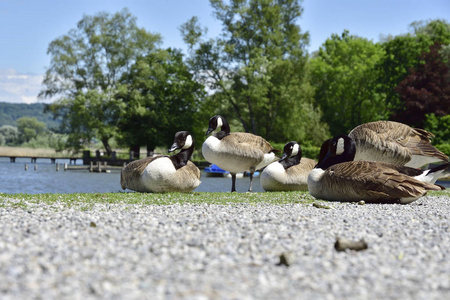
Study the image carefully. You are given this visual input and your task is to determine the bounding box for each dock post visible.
[34,164,37,171]
[56,163,60,171]
[64,163,68,171]
[25,164,28,171]
[97,162,102,172]
[90,161,94,172]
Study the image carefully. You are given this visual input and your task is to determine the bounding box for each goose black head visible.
[279,141,302,169]
[169,131,193,153]
[316,135,356,169]
[205,115,230,138]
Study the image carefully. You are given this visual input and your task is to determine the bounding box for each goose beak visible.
[205,127,214,136]
[279,153,288,162]
[169,142,179,153]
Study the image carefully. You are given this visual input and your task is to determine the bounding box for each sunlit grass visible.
[0,191,316,210]
[1,190,448,211]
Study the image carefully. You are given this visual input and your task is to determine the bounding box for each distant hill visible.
[0,102,61,130]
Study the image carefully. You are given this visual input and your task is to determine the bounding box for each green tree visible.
[116,48,205,156]
[310,30,386,136]
[39,9,162,155]
[377,19,450,114]
[424,113,450,145]
[0,125,19,145]
[392,42,450,128]
[16,117,46,143]
[181,0,329,145]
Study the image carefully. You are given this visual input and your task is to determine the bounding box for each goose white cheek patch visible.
[216,117,223,130]
[291,144,299,156]
[183,135,193,149]
[336,138,345,155]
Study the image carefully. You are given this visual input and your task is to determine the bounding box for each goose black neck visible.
[280,153,301,170]
[215,120,231,140]
[170,144,194,170]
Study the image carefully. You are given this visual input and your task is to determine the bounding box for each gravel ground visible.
[0,195,449,300]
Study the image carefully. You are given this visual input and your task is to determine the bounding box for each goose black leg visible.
[248,172,254,192]
[231,173,237,192]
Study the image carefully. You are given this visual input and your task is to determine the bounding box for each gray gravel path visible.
[0,195,449,299]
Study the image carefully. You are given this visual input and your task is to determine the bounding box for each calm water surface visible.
[0,157,264,194]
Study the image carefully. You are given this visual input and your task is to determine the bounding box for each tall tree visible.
[0,125,19,145]
[116,49,205,156]
[377,19,450,114]
[39,9,162,155]
[310,31,386,136]
[392,42,450,128]
[16,117,47,142]
[181,0,329,145]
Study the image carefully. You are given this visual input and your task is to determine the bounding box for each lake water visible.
[0,157,264,194]
[2,157,449,195]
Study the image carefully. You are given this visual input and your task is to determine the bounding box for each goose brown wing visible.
[185,161,201,179]
[349,121,412,163]
[325,161,441,201]
[400,127,448,161]
[286,157,317,177]
[350,121,448,162]
[228,132,277,153]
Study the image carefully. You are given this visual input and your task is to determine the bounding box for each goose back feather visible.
[348,121,448,167]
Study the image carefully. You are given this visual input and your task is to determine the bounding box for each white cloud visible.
[0,68,52,104]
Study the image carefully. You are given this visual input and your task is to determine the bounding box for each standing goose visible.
[121,131,201,193]
[202,115,279,192]
[261,141,316,191]
[308,135,449,204]
[348,121,448,168]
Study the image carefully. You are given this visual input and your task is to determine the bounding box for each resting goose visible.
[202,115,279,192]
[348,121,448,168]
[121,131,201,193]
[308,135,449,204]
[261,141,316,191]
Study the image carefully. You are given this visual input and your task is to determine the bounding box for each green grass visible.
[1,190,448,211]
[0,191,318,211]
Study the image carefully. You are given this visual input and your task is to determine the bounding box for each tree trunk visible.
[130,145,140,159]
[101,137,112,156]
[146,145,154,157]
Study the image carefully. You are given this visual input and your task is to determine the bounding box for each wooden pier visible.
[4,156,79,164]
[64,161,125,173]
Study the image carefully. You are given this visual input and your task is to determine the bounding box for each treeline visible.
[0,116,66,150]
[0,102,60,129]
[0,103,64,148]
[36,1,449,158]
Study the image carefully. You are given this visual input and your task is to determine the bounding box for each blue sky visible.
[1,0,449,104]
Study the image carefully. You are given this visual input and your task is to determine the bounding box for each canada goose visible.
[308,135,449,204]
[348,121,448,168]
[261,141,316,191]
[121,131,201,193]
[202,115,279,192]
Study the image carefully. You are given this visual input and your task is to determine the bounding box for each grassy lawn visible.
[0,191,318,210]
[1,190,449,211]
